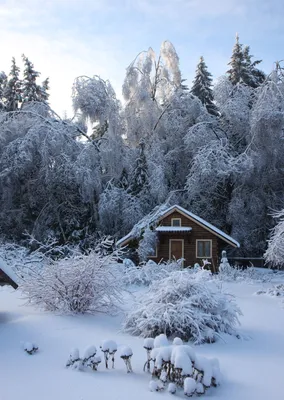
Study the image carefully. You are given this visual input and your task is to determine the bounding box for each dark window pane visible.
[172,219,181,226]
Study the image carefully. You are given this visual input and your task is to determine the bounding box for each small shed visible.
[117,204,239,272]
[0,259,18,289]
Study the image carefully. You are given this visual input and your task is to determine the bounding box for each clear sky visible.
[1,0,283,116]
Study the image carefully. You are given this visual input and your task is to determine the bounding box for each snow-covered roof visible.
[117,204,240,248]
[155,226,192,232]
[0,258,19,289]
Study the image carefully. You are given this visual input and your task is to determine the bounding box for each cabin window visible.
[196,240,212,258]
[171,218,181,227]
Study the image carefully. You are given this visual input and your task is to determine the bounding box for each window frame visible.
[196,239,212,258]
[171,218,181,227]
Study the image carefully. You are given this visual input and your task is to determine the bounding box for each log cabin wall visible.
[149,211,219,271]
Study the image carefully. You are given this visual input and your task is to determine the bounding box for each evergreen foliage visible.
[129,142,149,196]
[4,58,22,111]
[21,54,43,103]
[191,56,218,116]
[227,34,265,87]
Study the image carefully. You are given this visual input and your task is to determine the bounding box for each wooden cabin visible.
[117,205,239,272]
[0,259,18,289]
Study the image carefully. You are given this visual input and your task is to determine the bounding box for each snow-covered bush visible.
[265,209,284,269]
[256,284,284,298]
[21,242,124,314]
[147,335,221,396]
[122,259,183,286]
[66,348,83,370]
[218,251,274,283]
[120,346,133,373]
[123,270,242,343]
[24,342,38,355]
[82,346,101,371]
[100,340,117,369]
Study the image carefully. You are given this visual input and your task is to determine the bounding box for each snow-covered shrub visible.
[144,338,155,372]
[24,342,38,355]
[66,348,83,370]
[184,377,196,397]
[122,259,183,286]
[138,228,158,262]
[218,251,274,283]
[21,241,124,314]
[82,346,101,371]
[147,335,221,396]
[256,284,284,298]
[123,270,242,343]
[120,346,133,373]
[100,340,117,369]
[168,383,176,394]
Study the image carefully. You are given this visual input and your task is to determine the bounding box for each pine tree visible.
[4,58,22,111]
[191,56,218,116]
[129,142,149,196]
[21,55,42,103]
[227,35,265,88]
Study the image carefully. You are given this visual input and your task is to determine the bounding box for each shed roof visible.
[117,204,240,248]
[0,258,19,289]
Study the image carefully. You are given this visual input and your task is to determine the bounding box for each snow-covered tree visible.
[264,210,284,268]
[227,34,265,88]
[129,142,149,196]
[4,58,22,111]
[39,77,50,104]
[0,71,7,109]
[191,56,218,116]
[21,55,43,103]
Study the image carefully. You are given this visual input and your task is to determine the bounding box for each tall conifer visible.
[191,56,218,116]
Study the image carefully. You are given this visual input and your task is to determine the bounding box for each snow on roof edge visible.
[0,258,19,287]
[116,204,240,248]
[168,205,240,247]
[155,226,192,232]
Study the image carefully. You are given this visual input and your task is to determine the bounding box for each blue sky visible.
[1,0,283,116]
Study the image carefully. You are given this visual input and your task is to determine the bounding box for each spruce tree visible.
[227,35,265,88]
[129,142,149,196]
[39,77,50,104]
[21,55,42,103]
[243,46,266,88]
[227,34,247,85]
[4,58,22,111]
[191,56,218,116]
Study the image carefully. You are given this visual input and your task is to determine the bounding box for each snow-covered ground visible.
[1,279,284,400]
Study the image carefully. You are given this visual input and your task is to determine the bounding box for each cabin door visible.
[169,239,184,261]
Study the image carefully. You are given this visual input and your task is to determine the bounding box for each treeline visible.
[0,35,283,257]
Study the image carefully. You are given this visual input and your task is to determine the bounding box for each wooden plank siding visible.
[148,211,220,271]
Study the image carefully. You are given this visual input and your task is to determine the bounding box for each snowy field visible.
[1,278,284,400]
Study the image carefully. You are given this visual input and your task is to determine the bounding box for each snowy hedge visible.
[121,258,183,286]
[123,270,242,343]
[21,247,123,314]
[218,252,275,283]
